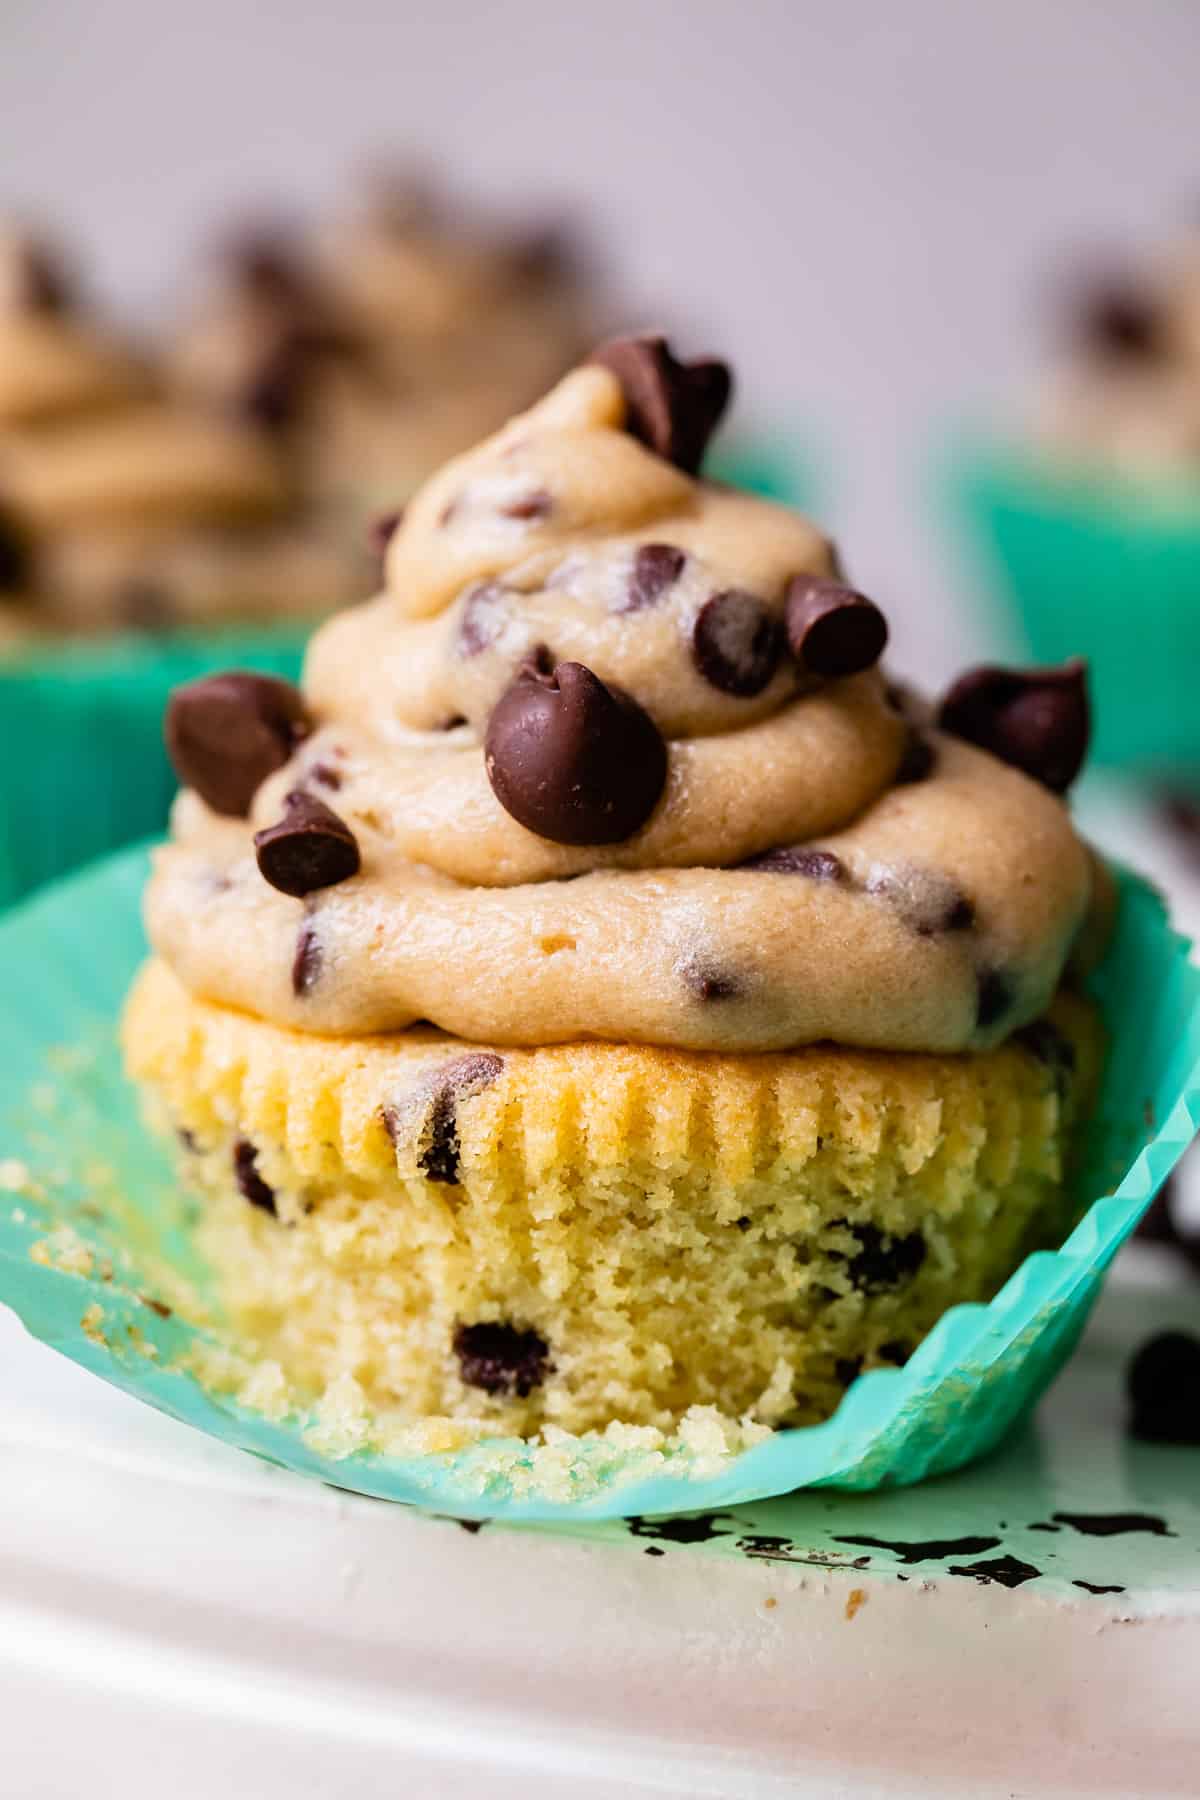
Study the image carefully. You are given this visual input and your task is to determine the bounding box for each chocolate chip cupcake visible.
[123,336,1108,1441]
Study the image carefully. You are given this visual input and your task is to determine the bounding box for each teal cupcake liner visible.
[947,443,1200,777]
[0,844,1195,1522]
[0,626,305,909]
[0,441,811,914]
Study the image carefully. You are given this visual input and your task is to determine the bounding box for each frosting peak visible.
[149,343,1101,1055]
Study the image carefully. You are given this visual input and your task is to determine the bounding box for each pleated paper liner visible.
[0,441,810,913]
[0,845,1194,1522]
[947,442,1200,778]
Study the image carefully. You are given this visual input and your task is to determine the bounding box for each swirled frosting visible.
[148,359,1101,1053]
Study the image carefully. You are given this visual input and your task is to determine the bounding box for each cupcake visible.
[951,232,1200,774]
[171,172,598,544]
[123,336,1108,1440]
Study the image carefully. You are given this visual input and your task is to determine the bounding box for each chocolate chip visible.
[894,731,936,785]
[588,334,732,474]
[1013,1018,1076,1096]
[831,1220,927,1293]
[784,575,888,678]
[233,1140,276,1215]
[457,580,507,656]
[453,1321,551,1397]
[938,660,1090,793]
[976,969,1014,1029]
[622,543,686,613]
[866,866,974,936]
[1127,1331,1200,1444]
[0,508,30,590]
[370,509,403,560]
[165,671,311,817]
[1074,278,1167,363]
[501,489,553,521]
[741,846,845,881]
[254,793,360,897]
[692,590,782,697]
[310,760,343,791]
[484,660,667,845]
[292,919,322,996]
[411,1052,505,1185]
[0,233,71,312]
[679,958,742,1002]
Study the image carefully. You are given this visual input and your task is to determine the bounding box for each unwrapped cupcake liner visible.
[947,444,1200,777]
[0,844,1194,1522]
[0,627,305,908]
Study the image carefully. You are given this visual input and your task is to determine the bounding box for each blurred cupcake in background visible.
[172,166,600,544]
[949,221,1200,779]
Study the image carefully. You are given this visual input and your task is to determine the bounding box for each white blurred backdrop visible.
[3,0,1198,678]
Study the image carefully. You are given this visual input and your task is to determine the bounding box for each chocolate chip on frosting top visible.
[150,336,1104,1054]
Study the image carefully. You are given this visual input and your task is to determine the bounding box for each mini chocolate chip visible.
[411,1052,505,1184]
[741,846,845,881]
[588,334,732,473]
[165,671,311,817]
[894,731,936,785]
[254,793,360,897]
[310,760,343,790]
[238,336,311,433]
[439,714,468,731]
[292,919,322,996]
[623,543,686,613]
[976,969,1014,1029]
[453,1321,551,1398]
[526,642,555,678]
[866,866,974,936]
[0,234,71,312]
[1075,279,1167,362]
[0,508,30,590]
[1013,1018,1076,1096]
[939,660,1090,793]
[831,1220,927,1293]
[370,509,403,560]
[457,580,507,655]
[177,1127,199,1153]
[501,489,553,521]
[1128,1331,1200,1444]
[692,590,782,696]
[678,955,742,1002]
[784,575,888,678]
[233,1140,276,1215]
[485,660,667,845]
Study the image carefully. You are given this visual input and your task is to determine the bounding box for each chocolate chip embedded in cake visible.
[692,590,782,696]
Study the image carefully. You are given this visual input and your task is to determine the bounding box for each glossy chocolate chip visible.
[589,334,732,474]
[1128,1331,1200,1444]
[233,1140,276,1215]
[165,671,311,817]
[938,659,1090,793]
[741,846,845,881]
[254,793,360,897]
[623,542,686,613]
[417,1053,504,1185]
[485,660,667,845]
[784,575,888,678]
[832,1220,927,1293]
[453,1321,551,1398]
[692,590,782,697]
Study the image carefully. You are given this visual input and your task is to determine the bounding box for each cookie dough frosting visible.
[150,337,1101,1055]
